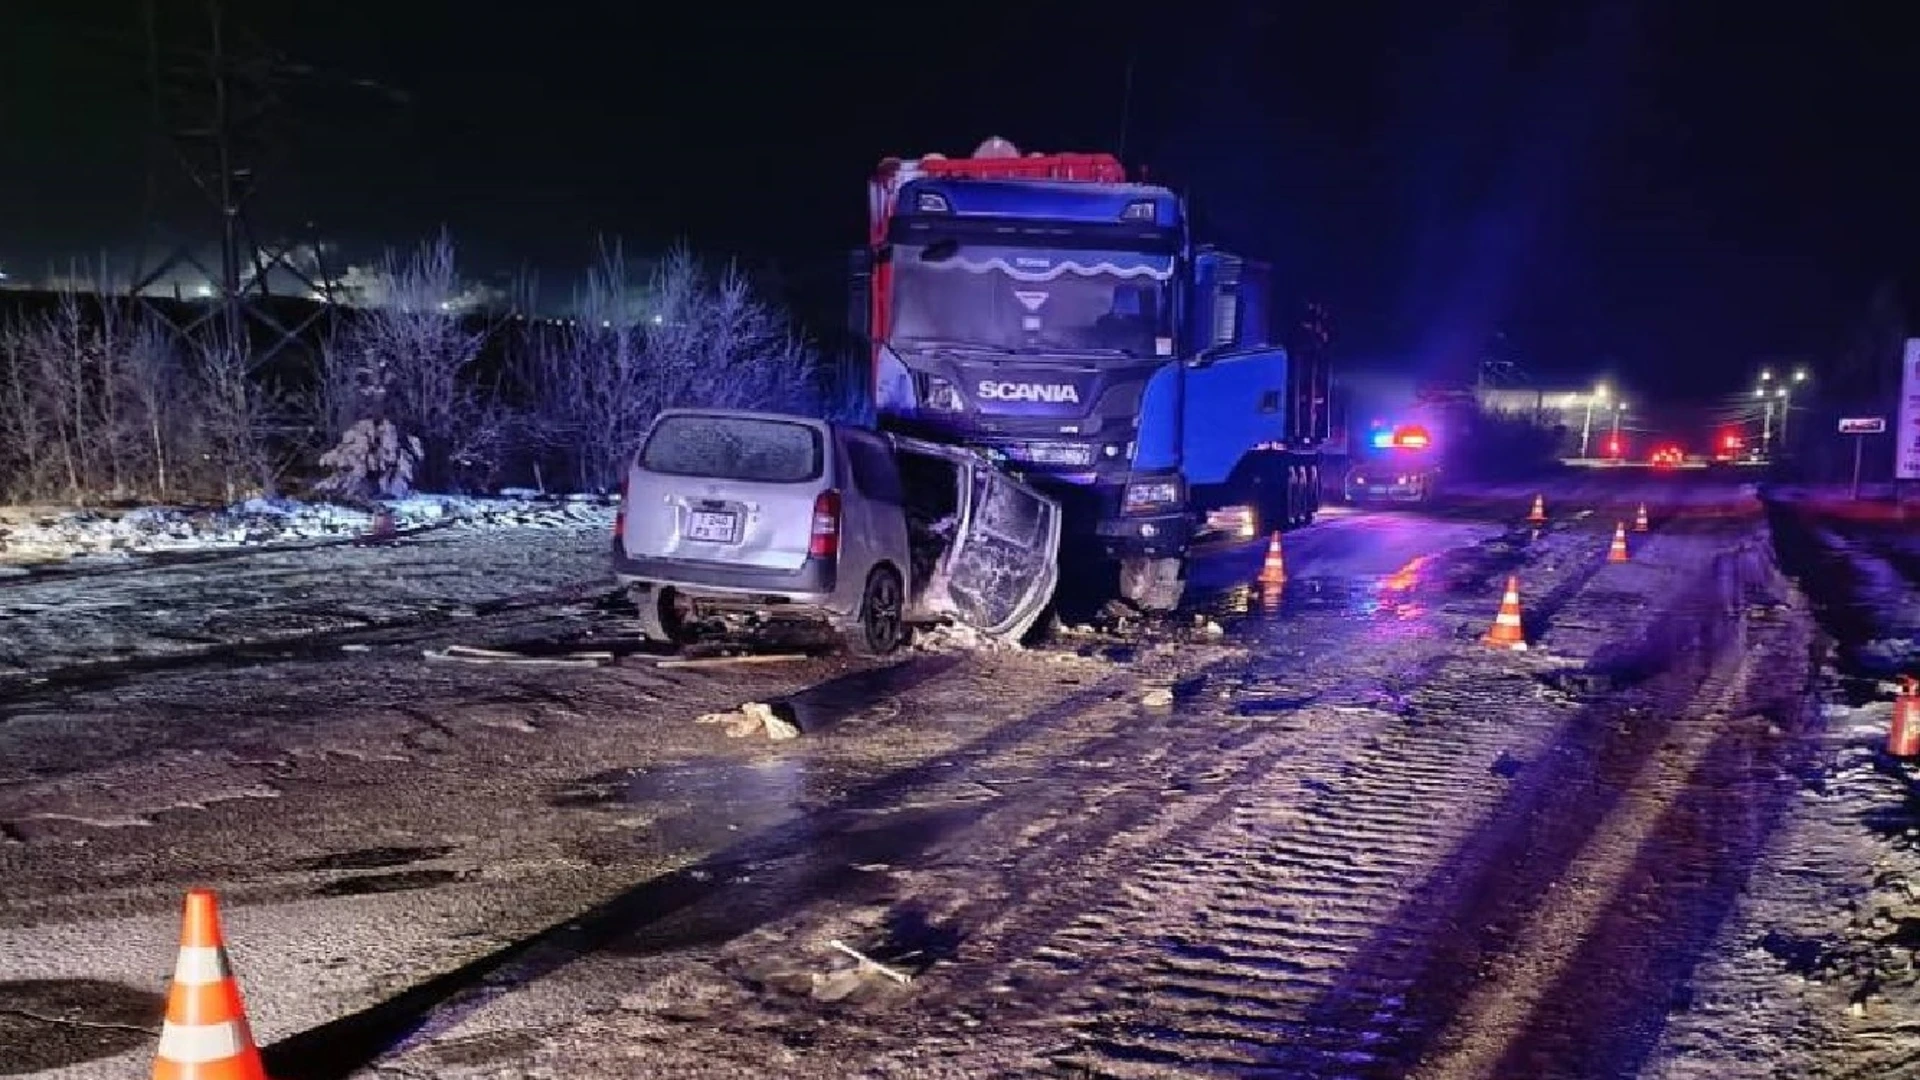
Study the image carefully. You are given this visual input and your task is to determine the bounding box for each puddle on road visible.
[554,756,811,813]
[551,756,821,858]
[1188,559,1443,627]
[295,844,456,872]
[313,868,471,897]
[0,978,161,1072]
[1182,524,1545,631]
[1235,694,1316,715]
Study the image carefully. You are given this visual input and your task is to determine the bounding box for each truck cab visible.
[851,139,1325,611]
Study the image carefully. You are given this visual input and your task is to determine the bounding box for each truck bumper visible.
[1095,513,1191,559]
[612,541,840,609]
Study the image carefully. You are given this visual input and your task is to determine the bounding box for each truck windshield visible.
[890,242,1174,360]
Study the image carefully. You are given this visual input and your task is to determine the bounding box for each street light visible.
[1581,384,1609,457]
[1756,387,1787,455]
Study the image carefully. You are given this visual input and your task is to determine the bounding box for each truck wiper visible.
[894,338,1019,356]
[1011,346,1133,358]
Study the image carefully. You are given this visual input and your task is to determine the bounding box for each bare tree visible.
[120,317,181,499]
[0,289,115,503]
[522,244,819,492]
[644,247,818,418]
[0,283,221,504]
[316,231,492,492]
[190,332,285,502]
[520,241,655,492]
[0,315,54,501]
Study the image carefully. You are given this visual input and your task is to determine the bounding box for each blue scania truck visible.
[850,137,1333,611]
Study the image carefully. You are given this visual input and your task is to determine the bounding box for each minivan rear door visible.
[623,412,829,572]
[925,447,1062,640]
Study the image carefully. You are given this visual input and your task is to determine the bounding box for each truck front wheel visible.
[1119,556,1186,613]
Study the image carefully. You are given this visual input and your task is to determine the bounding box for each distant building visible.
[1476,387,1601,427]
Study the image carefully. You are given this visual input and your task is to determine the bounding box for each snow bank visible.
[1764,483,1920,524]
[1442,475,1761,513]
[0,494,616,567]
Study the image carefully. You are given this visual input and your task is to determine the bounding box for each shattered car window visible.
[639,415,822,484]
[946,474,1047,630]
[972,475,1047,547]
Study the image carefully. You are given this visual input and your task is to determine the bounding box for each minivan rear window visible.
[639,415,823,483]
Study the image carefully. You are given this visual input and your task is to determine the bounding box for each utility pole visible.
[133,0,405,360]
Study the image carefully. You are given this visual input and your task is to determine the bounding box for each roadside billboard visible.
[1901,339,1920,479]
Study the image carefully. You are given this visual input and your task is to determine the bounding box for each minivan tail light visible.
[809,490,842,559]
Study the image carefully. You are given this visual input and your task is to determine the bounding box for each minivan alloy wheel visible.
[849,567,905,656]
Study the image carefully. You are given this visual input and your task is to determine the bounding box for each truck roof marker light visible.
[915,192,951,213]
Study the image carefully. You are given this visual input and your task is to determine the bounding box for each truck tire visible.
[633,586,695,647]
[1119,556,1185,613]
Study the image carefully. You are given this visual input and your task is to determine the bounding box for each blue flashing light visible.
[1370,429,1397,449]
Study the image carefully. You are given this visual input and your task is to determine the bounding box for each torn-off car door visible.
[891,437,1063,641]
[940,457,1063,641]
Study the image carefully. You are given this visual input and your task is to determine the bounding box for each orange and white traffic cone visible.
[1607,523,1629,563]
[1527,495,1546,526]
[1482,575,1529,651]
[1258,532,1287,585]
[154,889,267,1080]
[1890,677,1920,758]
[1633,503,1650,533]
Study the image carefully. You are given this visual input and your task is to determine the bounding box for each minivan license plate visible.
[686,510,738,543]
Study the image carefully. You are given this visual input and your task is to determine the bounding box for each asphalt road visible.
[2,474,1910,1079]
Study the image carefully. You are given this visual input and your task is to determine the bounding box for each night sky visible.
[5,2,1917,401]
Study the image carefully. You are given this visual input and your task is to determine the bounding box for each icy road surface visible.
[2,474,1916,1078]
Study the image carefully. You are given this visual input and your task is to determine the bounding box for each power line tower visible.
[131,0,403,362]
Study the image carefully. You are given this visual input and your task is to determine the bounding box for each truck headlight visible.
[1122,478,1183,515]
[924,376,963,412]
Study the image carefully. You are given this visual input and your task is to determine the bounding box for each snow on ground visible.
[1443,472,1764,513]
[1637,490,1920,1078]
[0,503,619,683]
[1765,482,1920,524]
[0,493,615,569]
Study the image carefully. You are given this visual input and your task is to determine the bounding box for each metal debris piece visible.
[827,939,914,985]
[423,643,613,667]
[656,653,810,669]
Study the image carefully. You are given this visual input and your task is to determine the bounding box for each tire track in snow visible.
[758,525,1619,1078]
[918,526,1794,1079]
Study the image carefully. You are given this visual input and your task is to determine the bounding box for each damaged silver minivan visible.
[612,409,1062,654]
